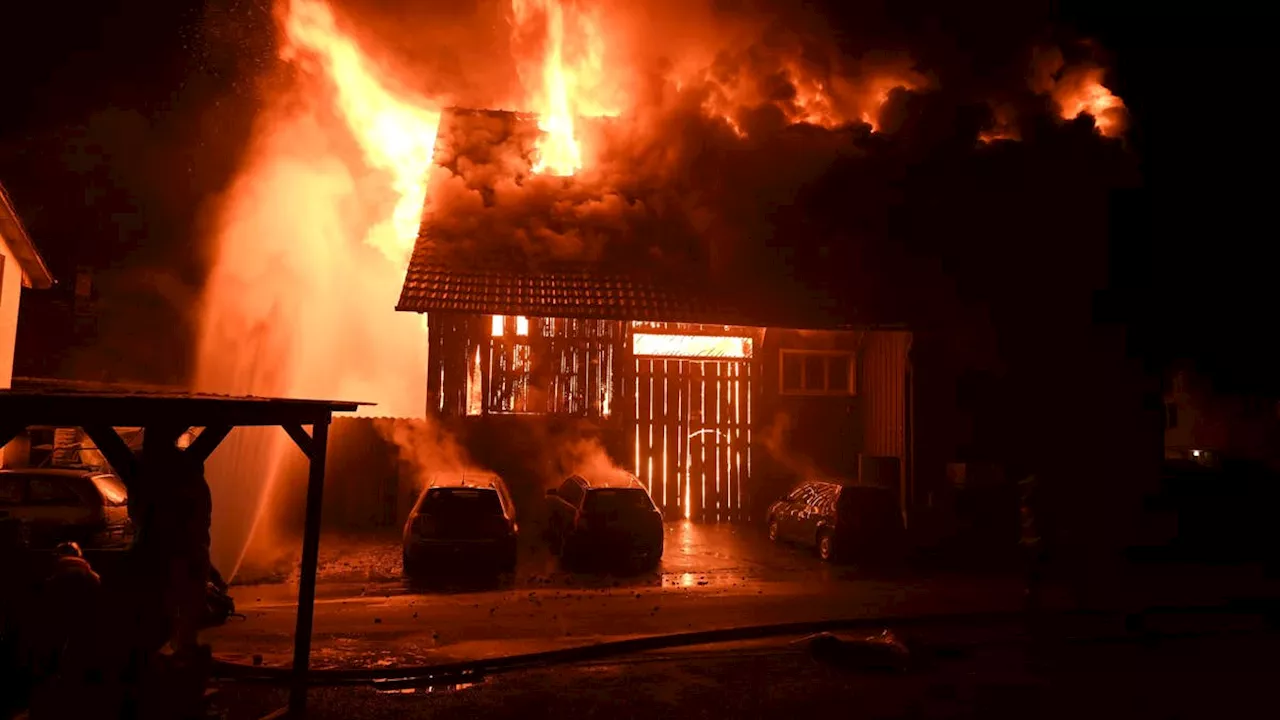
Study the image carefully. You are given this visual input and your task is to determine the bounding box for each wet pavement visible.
[206,522,1026,669]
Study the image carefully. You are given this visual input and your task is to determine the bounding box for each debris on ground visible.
[801,629,909,672]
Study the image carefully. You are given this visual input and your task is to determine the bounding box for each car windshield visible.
[415,487,504,517]
[584,488,654,513]
[91,475,128,507]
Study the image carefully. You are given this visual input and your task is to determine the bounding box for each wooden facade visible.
[425,311,913,524]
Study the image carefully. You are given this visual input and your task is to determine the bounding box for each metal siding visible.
[862,331,911,459]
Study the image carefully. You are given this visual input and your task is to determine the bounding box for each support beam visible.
[184,425,233,464]
[288,419,330,717]
[283,424,314,459]
[82,425,140,485]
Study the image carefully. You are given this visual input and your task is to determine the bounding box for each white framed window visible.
[780,349,855,396]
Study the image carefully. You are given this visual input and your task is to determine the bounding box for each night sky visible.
[0,1,1271,394]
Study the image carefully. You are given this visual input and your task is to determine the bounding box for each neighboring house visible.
[1,181,54,391]
[393,109,915,523]
[1165,366,1280,470]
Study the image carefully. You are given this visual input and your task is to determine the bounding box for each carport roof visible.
[0,379,365,428]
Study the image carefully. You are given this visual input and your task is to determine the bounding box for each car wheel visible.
[768,518,780,542]
[402,550,416,578]
[818,531,835,562]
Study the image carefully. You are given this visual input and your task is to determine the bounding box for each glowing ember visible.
[282,0,441,263]
[1054,67,1126,138]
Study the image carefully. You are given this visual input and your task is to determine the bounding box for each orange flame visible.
[510,0,617,176]
[1054,67,1125,138]
[281,0,441,264]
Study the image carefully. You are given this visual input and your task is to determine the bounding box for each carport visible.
[0,386,363,716]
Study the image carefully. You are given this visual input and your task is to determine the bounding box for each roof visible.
[395,108,865,330]
[0,384,366,428]
[398,241,755,324]
[0,182,54,289]
[426,470,504,489]
[572,467,645,490]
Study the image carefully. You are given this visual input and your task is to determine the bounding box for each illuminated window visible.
[516,316,529,336]
[633,333,752,358]
[780,350,855,396]
[491,315,504,337]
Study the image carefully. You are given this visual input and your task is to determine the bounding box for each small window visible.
[828,357,851,393]
[802,356,825,391]
[782,354,803,392]
[28,478,84,506]
[780,350,855,396]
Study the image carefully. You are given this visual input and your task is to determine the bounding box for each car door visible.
[549,478,583,535]
[779,483,814,541]
[792,483,830,546]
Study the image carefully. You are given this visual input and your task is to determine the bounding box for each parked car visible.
[766,480,905,563]
[402,472,518,577]
[0,468,134,550]
[545,470,664,569]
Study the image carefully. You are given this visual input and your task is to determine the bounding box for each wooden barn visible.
[394,109,914,523]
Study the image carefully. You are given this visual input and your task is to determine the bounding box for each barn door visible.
[634,356,753,522]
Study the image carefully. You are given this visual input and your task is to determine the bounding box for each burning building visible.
[394,107,914,523]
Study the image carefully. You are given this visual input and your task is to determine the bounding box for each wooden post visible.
[288,418,329,718]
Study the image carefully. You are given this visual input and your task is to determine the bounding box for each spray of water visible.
[195,1,440,579]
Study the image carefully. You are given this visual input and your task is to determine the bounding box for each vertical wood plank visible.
[665,359,681,520]
[691,362,705,521]
[653,358,668,510]
[637,357,653,495]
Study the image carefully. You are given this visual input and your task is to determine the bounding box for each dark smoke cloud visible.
[413,0,1138,330]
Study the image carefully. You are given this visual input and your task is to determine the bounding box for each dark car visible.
[766,480,905,563]
[0,468,133,550]
[545,469,664,569]
[402,472,518,577]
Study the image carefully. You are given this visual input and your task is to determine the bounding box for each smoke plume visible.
[372,416,474,491]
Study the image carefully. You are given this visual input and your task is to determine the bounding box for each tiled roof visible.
[396,242,745,324]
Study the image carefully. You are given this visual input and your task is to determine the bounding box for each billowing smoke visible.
[372,416,473,492]
[758,411,822,483]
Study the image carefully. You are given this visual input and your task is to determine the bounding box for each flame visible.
[510,0,616,176]
[281,0,441,264]
[1054,67,1125,137]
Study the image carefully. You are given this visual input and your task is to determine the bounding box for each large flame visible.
[510,0,617,176]
[196,0,442,578]
[282,0,441,264]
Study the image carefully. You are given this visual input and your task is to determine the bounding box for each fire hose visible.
[210,602,1279,688]
[208,609,1024,687]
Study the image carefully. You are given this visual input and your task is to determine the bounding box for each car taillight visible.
[413,515,436,535]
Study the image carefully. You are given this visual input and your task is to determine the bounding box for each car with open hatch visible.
[544,468,664,569]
